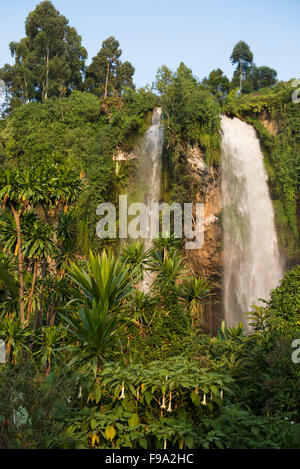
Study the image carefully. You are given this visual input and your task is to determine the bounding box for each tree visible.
[0,1,87,103]
[202,69,231,102]
[179,277,211,328]
[0,168,31,322]
[156,62,221,165]
[154,66,174,95]
[230,41,254,94]
[252,66,277,90]
[231,64,278,94]
[116,61,135,94]
[85,36,135,98]
[0,39,34,106]
[23,217,55,322]
[68,250,136,310]
[62,300,125,365]
[0,164,81,323]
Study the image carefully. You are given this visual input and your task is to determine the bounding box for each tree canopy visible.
[85,36,135,98]
[0,1,87,104]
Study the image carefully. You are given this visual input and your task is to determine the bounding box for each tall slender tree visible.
[230,41,254,94]
[85,36,135,98]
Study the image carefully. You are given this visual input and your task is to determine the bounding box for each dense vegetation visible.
[0,0,299,450]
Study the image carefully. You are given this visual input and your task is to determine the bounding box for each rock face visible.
[113,147,140,161]
[185,146,223,334]
[257,111,278,136]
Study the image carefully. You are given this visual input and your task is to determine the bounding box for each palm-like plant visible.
[35,325,64,376]
[127,289,157,330]
[152,232,181,261]
[149,250,186,306]
[64,250,138,365]
[179,277,211,327]
[0,168,27,322]
[120,241,150,282]
[62,300,124,365]
[68,250,137,310]
[150,250,186,285]
[0,165,55,322]
[0,317,31,365]
[0,260,19,317]
[50,165,81,212]
[56,211,77,269]
[23,217,55,321]
[217,320,245,340]
[0,213,18,255]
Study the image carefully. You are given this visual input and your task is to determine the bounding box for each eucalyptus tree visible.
[231,63,278,94]
[0,1,87,103]
[230,41,254,93]
[0,38,34,106]
[85,36,135,98]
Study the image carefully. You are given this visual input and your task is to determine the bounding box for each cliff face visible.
[185,146,223,334]
[117,141,225,333]
[257,110,279,136]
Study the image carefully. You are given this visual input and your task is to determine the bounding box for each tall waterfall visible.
[141,107,164,250]
[138,107,164,291]
[221,116,283,329]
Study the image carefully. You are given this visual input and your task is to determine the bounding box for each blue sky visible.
[0,0,299,87]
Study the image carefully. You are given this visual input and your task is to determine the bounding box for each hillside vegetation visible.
[0,0,299,450]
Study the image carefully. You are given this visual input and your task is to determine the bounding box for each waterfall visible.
[221,116,283,330]
[138,107,164,291]
[138,107,164,249]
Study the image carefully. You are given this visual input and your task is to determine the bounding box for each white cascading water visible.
[221,116,283,330]
[143,107,164,249]
[138,107,164,291]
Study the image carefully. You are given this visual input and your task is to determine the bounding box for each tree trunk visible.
[23,72,29,104]
[239,59,242,95]
[45,47,49,101]
[10,204,25,323]
[104,61,110,98]
[47,302,56,327]
[27,259,38,322]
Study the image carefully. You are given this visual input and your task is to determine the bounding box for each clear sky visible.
[0,0,299,88]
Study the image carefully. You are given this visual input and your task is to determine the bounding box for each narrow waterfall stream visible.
[143,107,164,249]
[138,107,164,291]
[221,116,283,330]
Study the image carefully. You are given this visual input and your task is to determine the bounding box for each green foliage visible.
[0,1,87,105]
[0,13,299,448]
[53,356,233,449]
[217,321,245,340]
[85,36,135,98]
[155,63,221,167]
[62,301,125,365]
[68,250,136,309]
[202,68,231,103]
[230,40,254,93]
